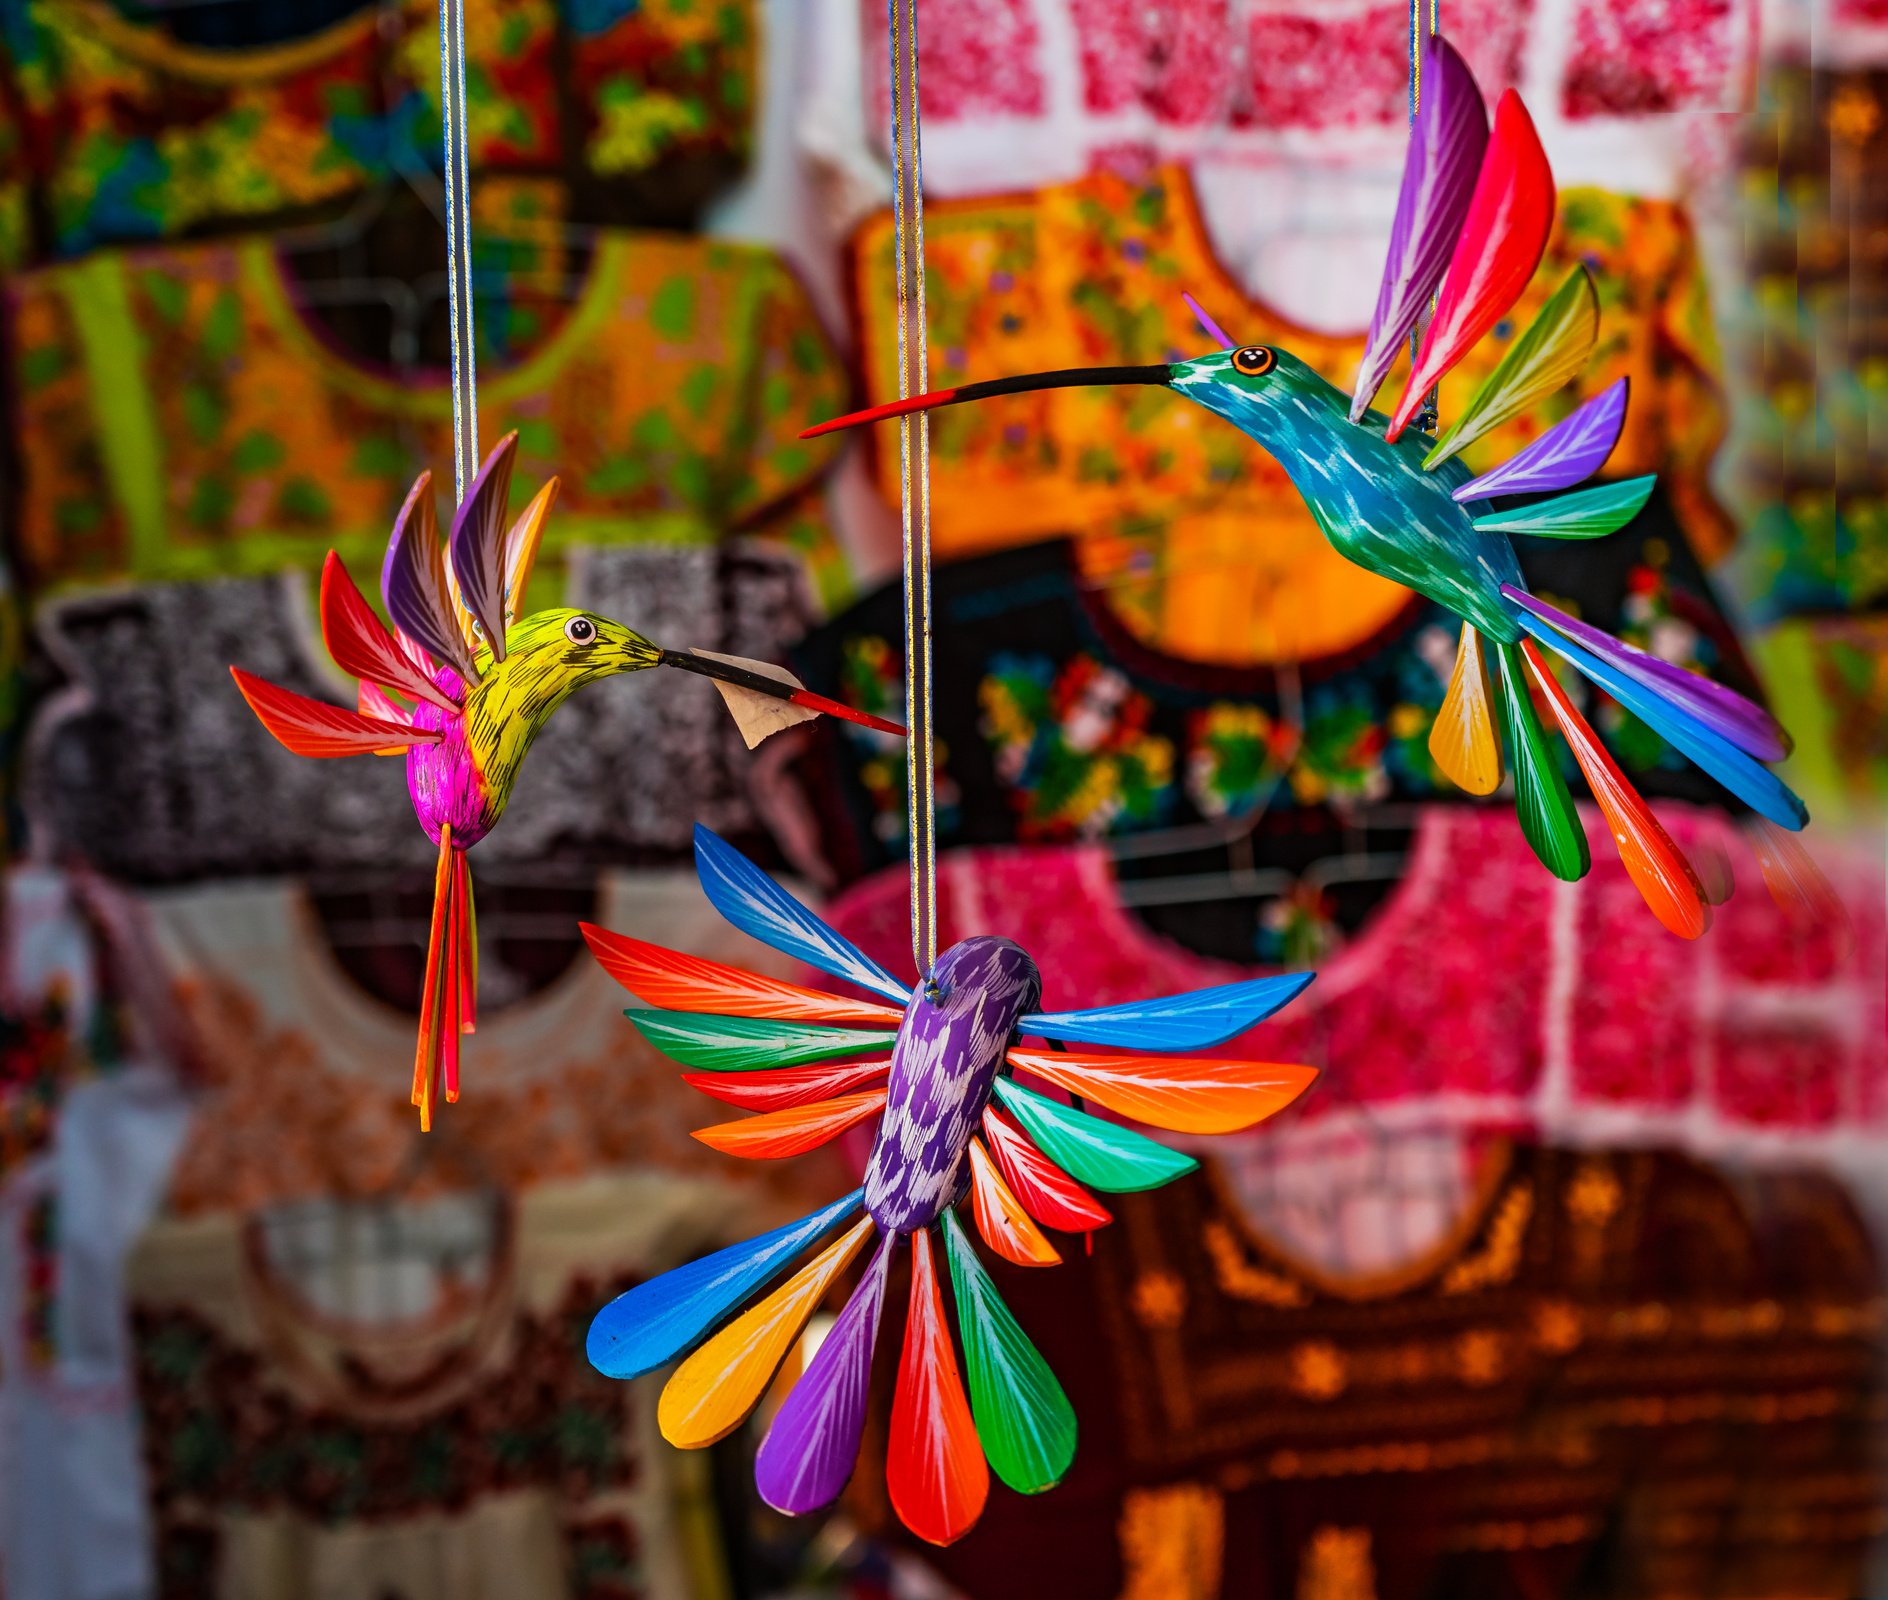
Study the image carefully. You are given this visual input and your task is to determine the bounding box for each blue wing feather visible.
[586,1188,865,1379]
[1507,605,1808,831]
[1019,972,1315,1051]
[693,827,911,1005]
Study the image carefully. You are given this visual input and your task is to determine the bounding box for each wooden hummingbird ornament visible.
[582,825,1319,1544]
[806,35,1808,942]
[229,433,905,1127]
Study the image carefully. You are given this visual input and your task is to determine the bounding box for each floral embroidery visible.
[979,652,1176,838]
[136,1284,645,1598]
[1256,883,1344,969]
[1185,703,1295,819]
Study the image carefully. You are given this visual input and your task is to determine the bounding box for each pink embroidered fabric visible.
[1562,0,1752,119]
[811,804,1888,1147]
[853,0,1756,199]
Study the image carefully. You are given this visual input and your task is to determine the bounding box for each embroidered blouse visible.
[0,0,758,260]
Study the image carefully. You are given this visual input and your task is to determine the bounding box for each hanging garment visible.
[5,228,846,605]
[0,0,758,260]
[812,806,1887,1145]
[838,167,1734,670]
[803,0,1752,223]
[126,1172,738,1600]
[789,537,1769,878]
[119,865,838,1600]
[138,868,845,1212]
[26,545,819,882]
[864,1142,1880,1600]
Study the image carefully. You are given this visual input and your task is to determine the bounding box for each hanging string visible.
[1408,0,1440,434]
[438,0,479,501]
[887,0,937,981]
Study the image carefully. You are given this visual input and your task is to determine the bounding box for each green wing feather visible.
[1493,642,1590,881]
[990,1077,1197,1192]
[625,1010,895,1072]
[1426,266,1599,470]
[939,1210,1076,1495]
[1471,476,1657,539]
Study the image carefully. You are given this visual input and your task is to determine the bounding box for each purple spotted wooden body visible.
[864,937,1041,1233]
[406,667,493,848]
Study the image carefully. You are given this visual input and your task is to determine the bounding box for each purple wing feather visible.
[382,474,480,684]
[1350,36,1490,422]
[754,1234,893,1515]
[1504,589,1790,763]
[1454,379,1629,501]
[449,432,519,662]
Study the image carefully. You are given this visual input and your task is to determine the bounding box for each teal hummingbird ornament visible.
[805,35,1805,942]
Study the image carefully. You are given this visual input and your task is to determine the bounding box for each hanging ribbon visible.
[439,0,478,501]
[887,0,937,982]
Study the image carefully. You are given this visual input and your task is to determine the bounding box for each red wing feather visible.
[580,924,906,1025]
[321,550,461,713]
[230,668,443,758]
[691,1089,888,1160]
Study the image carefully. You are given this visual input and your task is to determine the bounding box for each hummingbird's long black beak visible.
[801,364,1174,439]
[660,648,907,738]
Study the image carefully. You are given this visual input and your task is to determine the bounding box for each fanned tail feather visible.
[981,1107,1113,1234]
[409,829,455,1128]
[889,1229,989,1545]
[755,1235,895,1514]
[1519,642,1711,939]
[1503,588,1789,762]
[1492,641,1590,881]
[1503,593,1808,830]
[658,1217,876,1449]
[967,1138,1061,1266]
[1430,625,1503,795]
[940,1210,1077,1495]
[586,1189,865,1379]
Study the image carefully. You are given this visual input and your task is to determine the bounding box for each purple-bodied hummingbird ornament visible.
[228,433,905,1126]
[805,35,1807,943]
[581,826,1317,1545]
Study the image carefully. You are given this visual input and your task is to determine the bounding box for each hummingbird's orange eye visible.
[1232,346,1276,377]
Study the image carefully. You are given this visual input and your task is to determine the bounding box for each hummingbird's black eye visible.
[564,616,597,645]
[1232,346,1276,377]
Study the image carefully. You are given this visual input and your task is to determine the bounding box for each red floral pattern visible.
[1564,0,1750,118]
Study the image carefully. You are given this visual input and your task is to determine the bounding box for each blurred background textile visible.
[0,1,1884,1598]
